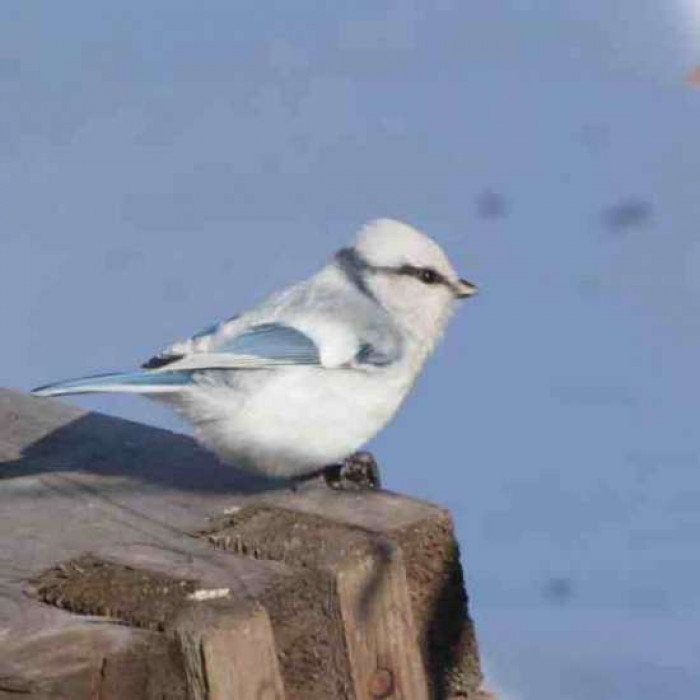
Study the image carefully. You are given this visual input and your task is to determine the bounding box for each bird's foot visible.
[288,452,382,492]
[323,451,382,491]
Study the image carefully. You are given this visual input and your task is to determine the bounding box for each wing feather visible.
[147,323,321,372]
[143,273,404,374]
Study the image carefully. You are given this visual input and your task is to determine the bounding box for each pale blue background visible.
[3,3,700,698]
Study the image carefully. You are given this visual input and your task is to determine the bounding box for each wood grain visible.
[336,545,428,700]
[0,388,486,699]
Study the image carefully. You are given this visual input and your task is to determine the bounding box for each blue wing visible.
[217,321,401,369]
[143,322,321,372]
[32,370,194,396]
[220,323,320,364]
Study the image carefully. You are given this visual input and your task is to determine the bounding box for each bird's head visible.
[339,218,477,345]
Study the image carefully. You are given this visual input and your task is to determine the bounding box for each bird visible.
[32,219,478,487]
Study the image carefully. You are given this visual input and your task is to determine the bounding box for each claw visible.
[323,451,382,491]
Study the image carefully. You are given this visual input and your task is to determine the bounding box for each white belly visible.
[178,366,413,478]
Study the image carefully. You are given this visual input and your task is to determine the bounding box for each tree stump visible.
[0,388,487,699]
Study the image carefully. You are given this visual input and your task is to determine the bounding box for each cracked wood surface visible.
[0,388,484,699]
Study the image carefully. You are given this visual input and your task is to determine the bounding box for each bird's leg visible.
[288,451,382,491]
[323,451,382,491]
[288,466,329,492]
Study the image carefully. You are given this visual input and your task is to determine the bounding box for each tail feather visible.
[32,370,193,398]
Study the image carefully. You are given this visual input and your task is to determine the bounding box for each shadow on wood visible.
[0,394,286,495]
[0,388,488,699]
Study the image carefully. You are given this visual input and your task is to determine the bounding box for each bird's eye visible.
[418,268,439,285]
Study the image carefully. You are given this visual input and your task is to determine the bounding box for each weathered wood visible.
[0,389,291,698]
[336,546,428,700]
[0,388,486,699]
[174,600,285,700]
[32,544,289,699]
[231,494,484,697]
[0,615,188,699]
[202,508,356,699]
[395,511,482,698]
[200,504,477,699]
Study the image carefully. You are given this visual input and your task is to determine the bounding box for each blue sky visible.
[2,2,700,697]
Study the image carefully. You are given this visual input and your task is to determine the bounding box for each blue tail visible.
[32,370,193,398]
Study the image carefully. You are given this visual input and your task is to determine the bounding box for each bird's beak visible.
[456,278,479,299]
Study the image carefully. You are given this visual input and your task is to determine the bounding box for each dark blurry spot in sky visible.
[686,66,700,88]
[475,189,509,221]
[578,123,610,154]
[601,198,653,235]
[542,577,574,605]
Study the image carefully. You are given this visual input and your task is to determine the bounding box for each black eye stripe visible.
[397,265,445,285]
[338,248,462,297]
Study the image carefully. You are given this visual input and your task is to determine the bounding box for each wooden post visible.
[0,388,487,699]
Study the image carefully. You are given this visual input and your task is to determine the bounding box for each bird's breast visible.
[192,365,414,477]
